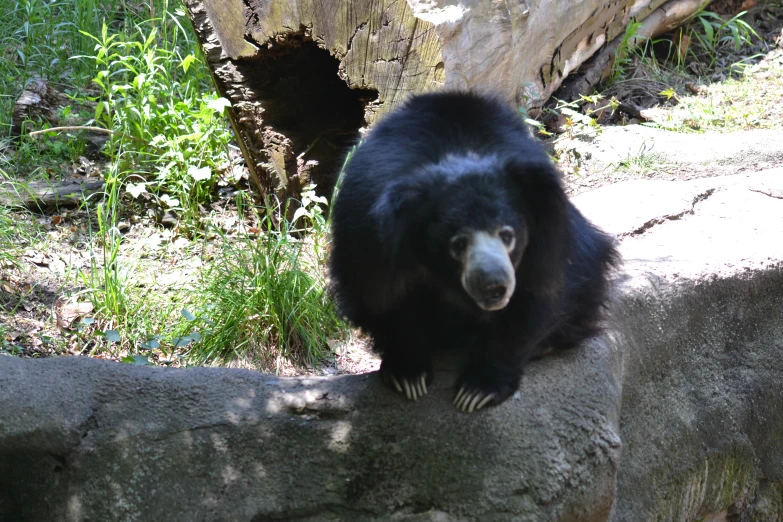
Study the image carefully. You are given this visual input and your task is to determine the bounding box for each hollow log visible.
[183,0,713,200]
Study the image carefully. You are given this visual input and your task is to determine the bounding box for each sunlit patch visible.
[328,421,353,453]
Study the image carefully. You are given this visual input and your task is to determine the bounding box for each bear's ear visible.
[370,175,434,263]
[505,158,570,296]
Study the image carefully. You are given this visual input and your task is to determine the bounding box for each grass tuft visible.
[186,190,345,371]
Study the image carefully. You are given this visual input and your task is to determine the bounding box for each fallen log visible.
[183,0,715,201]
[11,78,66,137]
[0,179,105,210]
[555,0,713,102]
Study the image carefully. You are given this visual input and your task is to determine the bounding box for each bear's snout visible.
[462,232,516,311]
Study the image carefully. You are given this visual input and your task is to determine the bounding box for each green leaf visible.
[104,330,121,342]
[698,11,723,21]
[188,166,212,182]
[172,336,193,348]
[140,338,160,350]
[292,206,308,224]
[133,73,146,90]
[94,101,105,123]
[126,182,147,199]
[144,28,158,49]
[206,97,232,115]
[181,54,196,73]
[159,194,180,208]
[181,309,196,321]
[121,355,149,365]
[729,25,741,50]
[560,107,593,124]
[699,17,715,48]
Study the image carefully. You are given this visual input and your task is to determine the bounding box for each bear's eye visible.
[450,235,469,258]
[498,226,515,248]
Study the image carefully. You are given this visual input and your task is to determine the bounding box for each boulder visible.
[1,170,782,521]
[581,169,783,521]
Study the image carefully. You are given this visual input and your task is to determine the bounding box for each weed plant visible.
[72,180,345,371]
[185,188,344,372]
[1,0,121,137]
[81,162,133,321]
[0,168,40,270]
[691,10,761,69]
[581,8,770,134]
[610,9,761,83]
[2,0,232,228]
[76,4,233,228]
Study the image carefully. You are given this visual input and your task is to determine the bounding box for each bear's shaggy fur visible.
[329,91,619,412]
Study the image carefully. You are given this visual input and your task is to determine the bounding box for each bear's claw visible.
[453,386,495,413]
[390,374,428,401]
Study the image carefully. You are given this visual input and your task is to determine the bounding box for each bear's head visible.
[371,153,568,312]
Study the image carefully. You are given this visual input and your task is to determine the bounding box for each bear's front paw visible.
[390,373,429,401]
[380,359,433,402]
[453,368,520,413]
[453,386,496,413]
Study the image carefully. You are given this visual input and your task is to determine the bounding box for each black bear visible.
[328,91,619,412]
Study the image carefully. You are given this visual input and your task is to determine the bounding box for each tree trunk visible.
[183,0,712,200]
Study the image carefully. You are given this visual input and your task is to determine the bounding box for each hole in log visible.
[242,28,379,201]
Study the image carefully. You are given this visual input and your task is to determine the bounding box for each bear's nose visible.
[483,284,507,301]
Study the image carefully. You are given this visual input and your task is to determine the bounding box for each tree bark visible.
[183,0,713,200]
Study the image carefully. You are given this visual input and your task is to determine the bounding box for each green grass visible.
[0,202,22,270]
[1,0,115,136]
[184,190,345,372]
[1,0,232,225]
[590,7,777,134]
[646,58,783,132]
[0,167,41,269]
[612,142,666,174]
[689,9,761,70]
[67,179,345,370]
[1,0,348,371]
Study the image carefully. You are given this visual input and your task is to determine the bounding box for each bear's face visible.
[402,155,527,311]
[447,225,522,310]
[371,153,531,312]
[421,177,526,311]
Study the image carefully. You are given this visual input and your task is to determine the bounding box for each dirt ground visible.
[2,2,782,375]
[553,2,783,195]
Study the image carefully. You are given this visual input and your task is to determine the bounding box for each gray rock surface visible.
[556,127,783,189]
[1,170,782,521]
[581,169,783,522]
